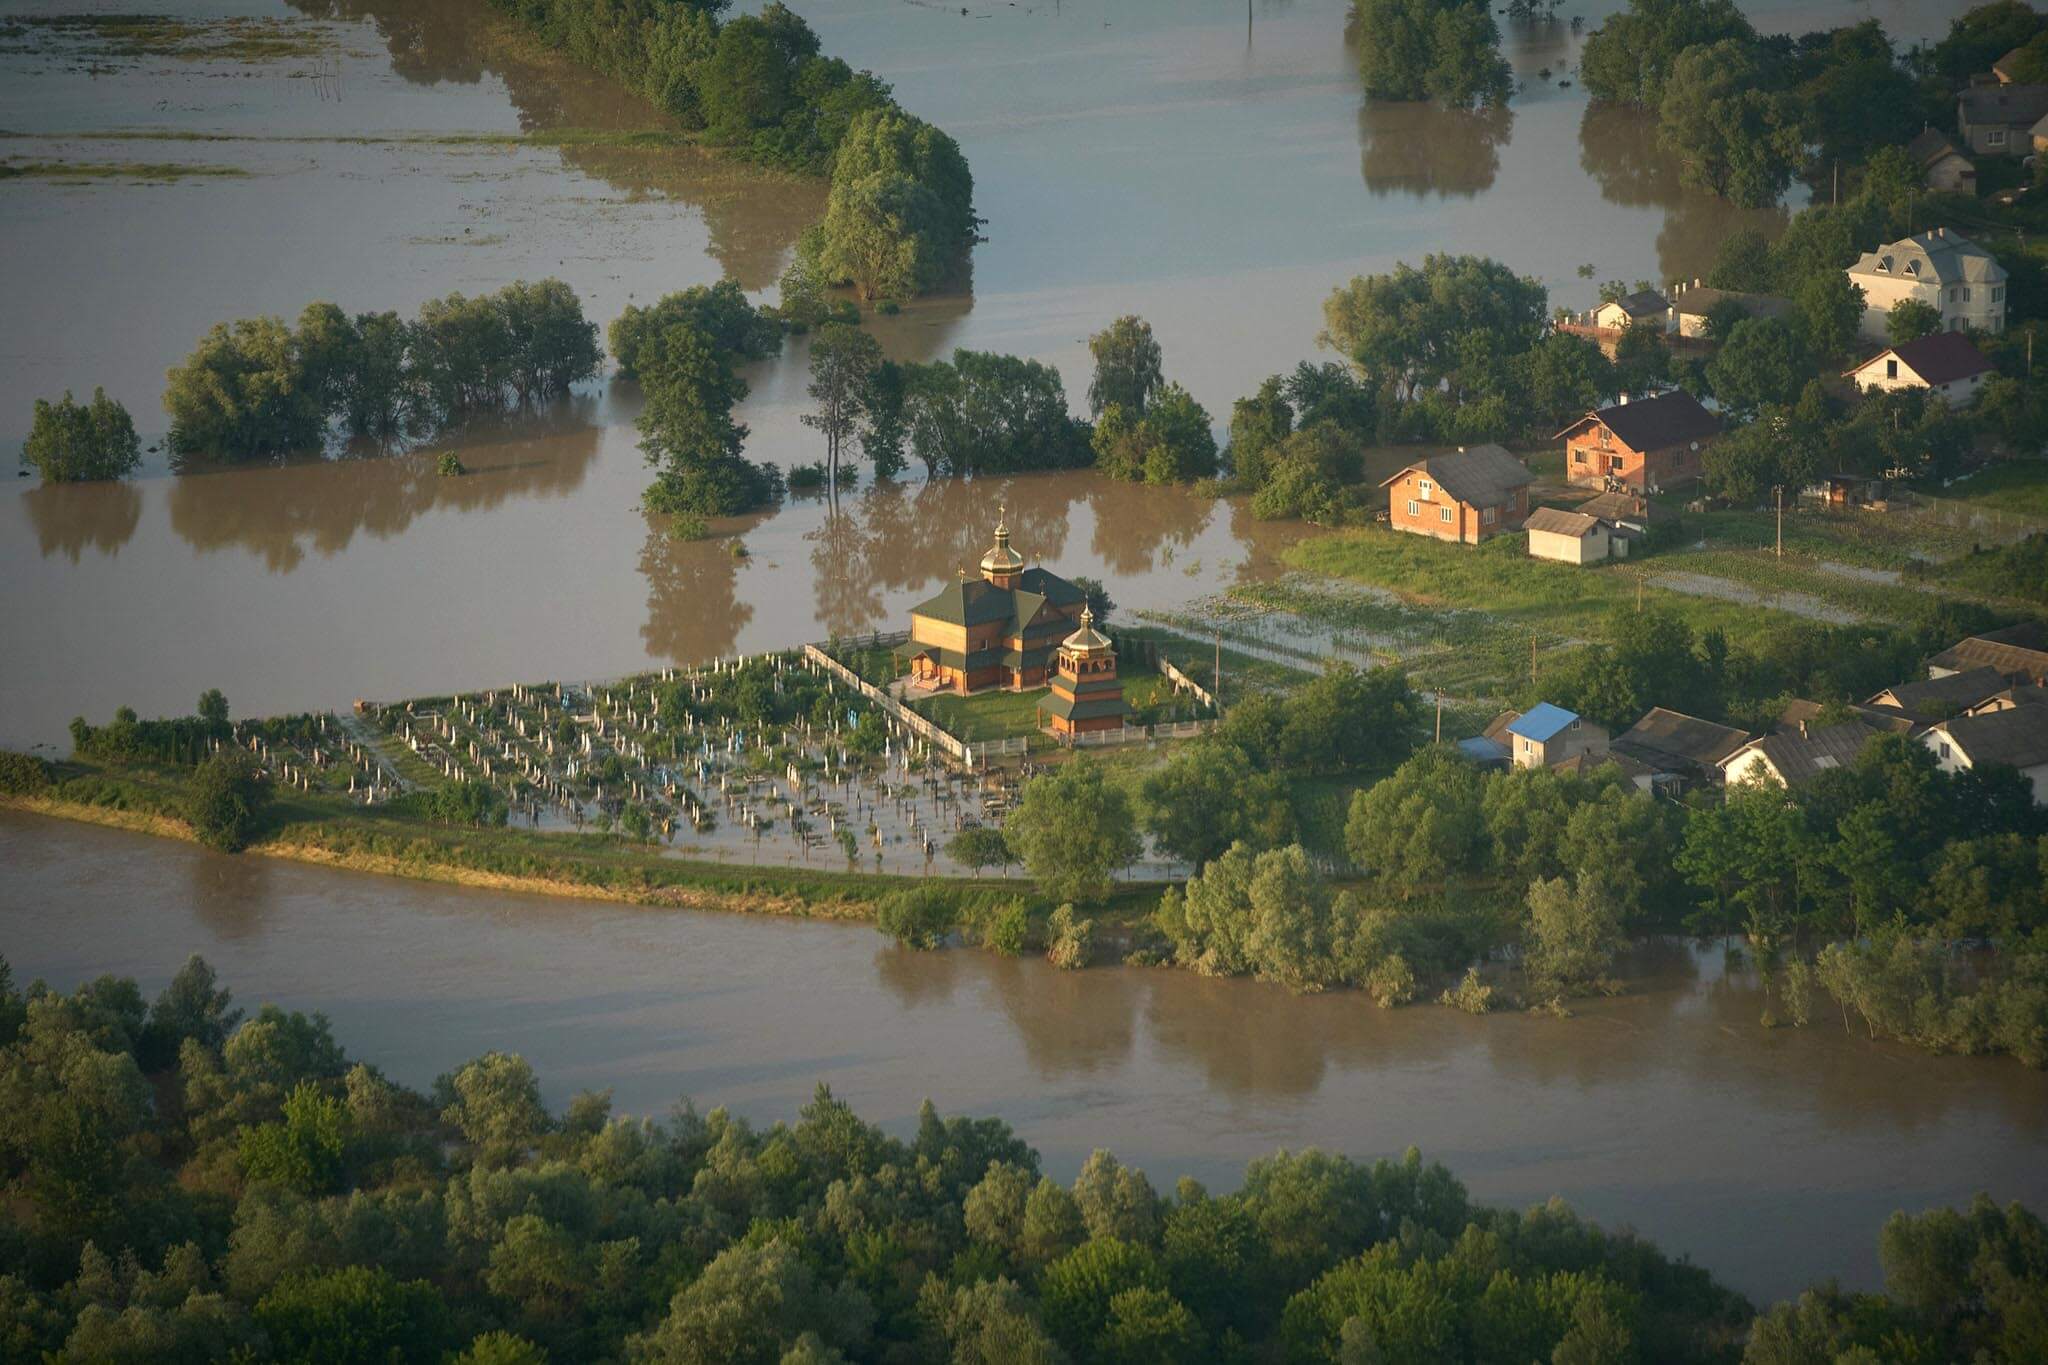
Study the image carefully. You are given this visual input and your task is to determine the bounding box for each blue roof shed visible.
[1505,703,1580,744]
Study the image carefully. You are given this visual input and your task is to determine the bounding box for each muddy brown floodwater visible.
[4,808,2045,1306]
[4,0,2032,1313]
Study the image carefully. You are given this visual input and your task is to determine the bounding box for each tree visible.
[164,316,323,458]
[858,360,909,480]
[1656,40,1806,208]
[1523,876,1625,1000]
[1039,1239,1165,1360]
[187,752,264,853]
[439,1052,549,1168]
[637,323,779,518]
[946,827,1012,877]
[493,278,602,403]
[1344,747,1486,893]
[630,1239,872,1364]
[1706,317,1808,416]
[1005,758,1142,904]
[1091,385,1218,485]
[817,109,974,300]
[1517,334,1617,430]
[254,1267,452,1365]
[239,1079,349,1194]
[802,323,883,486]
[1794,271,1865,362]
[20,389,141,482]
[1140,741,1294,867]
[609,280,781,381]
[900,350,1089,476]
[1926,1,2047,88]
[1322,255,1546,401]
[877,885,958,949]
[1070,576,1117,623]
[195,689,230,730]
[1886,299,1943,346]
[1352,0,1512,109]
[1086,316,1165,417]
[1579,0,1756,108]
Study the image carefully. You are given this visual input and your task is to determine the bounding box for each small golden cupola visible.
[1060,605,1113,660]
[979,506,1026,588]
[1041,605,1128,736]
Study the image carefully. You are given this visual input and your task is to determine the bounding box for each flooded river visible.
[0,0,1980,745]
[4,807,2045,1305]
[5,0,2033,1313]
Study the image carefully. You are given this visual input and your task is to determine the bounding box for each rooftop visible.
[1525,506,1602,537]
[1380,443,1532,509]
[1506,702,1580,744]
[1870,665,2010,722]
[1960,82,2048,126]
[1907,127,1970,171]
[1849,229,2007,288]
[1616,707,1751,768]
[1604,289,1669,319]
[1930,624,2048,683]
[1669,286,1794,322]
[1558,390,1723,452]
[1849,331,1994,386]
[1726,721,1878,787]
[1932,705,2048,770]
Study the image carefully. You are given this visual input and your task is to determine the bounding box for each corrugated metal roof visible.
[1506,702,1580,743]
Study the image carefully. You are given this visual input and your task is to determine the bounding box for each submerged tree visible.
[1350,0,1512,109]
[20,388,142,483]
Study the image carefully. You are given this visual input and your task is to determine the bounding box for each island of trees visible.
[0,955,2040,1363]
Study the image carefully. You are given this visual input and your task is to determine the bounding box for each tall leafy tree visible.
[1351,0,1512,108]
[801,322,884,486]
[1005,757,1142,905]
[1086,316,1165,417]
[20,389,141,482]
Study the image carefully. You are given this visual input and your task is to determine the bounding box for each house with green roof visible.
[901,510,1091,694]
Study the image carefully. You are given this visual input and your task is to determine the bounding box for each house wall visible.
[1386,472,1526,545]
[1722,748,1782,788]
[1566,427,1707,491]
[1926,153,1976,193]
[1853,361,1988,405]
[1852,270,2007,339]
[1960,117,2028,157]
[1920,729,2048,803]
[1528,526,1607,564]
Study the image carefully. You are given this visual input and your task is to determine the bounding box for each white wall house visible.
[1846,229,2008,340]
[1525,507,1623,564]
[1920,707,2048,804]
[1844,332,1995,406]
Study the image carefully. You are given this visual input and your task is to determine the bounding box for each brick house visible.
[1379,444,1532,544]
[1557,390,1722,492]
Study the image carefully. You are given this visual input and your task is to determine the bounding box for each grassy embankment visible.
[0,756,1167,929]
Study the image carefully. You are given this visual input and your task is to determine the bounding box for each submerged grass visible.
[0,159,251,182]
[0,15,335,63]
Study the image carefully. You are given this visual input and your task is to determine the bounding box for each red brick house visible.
[1379,444,1533,544]
[1557,391,1723,492]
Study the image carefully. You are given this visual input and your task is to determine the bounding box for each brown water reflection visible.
[4,808,2042,1305]
[165,407,602,572]
[21,481,143,563]
[1358,102,1513,200]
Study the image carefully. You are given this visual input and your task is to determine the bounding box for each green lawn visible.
[911,688,1049,742]
[1936,461,2048,521]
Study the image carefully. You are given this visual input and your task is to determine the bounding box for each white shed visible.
[1525,507,1621,564]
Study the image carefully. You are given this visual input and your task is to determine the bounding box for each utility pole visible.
[1213,631,1221,712]
[1832,159,1838,208]
[1434,690,1443,744]
[1773,485,1784,559]
[1530,634,1539,683]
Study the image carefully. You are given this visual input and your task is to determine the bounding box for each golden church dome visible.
[1062,605,1112,654]
[979,508,1026,577]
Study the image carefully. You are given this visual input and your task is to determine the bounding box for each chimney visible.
[1618,393,1629,405]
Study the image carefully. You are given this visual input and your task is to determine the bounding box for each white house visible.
[1844,331,1995,405]
[1845,229,2008,340]
[1593,289,1668,332]
[1920,706,2048,803]
[1720,720,1877,789]
[1525,506,1625,564]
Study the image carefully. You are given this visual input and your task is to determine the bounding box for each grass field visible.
[1936,461,2048,520]
[912,687,1047,742]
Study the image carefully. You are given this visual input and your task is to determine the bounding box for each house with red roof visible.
[1556,390,1722,493]
[1844,331,1996,406]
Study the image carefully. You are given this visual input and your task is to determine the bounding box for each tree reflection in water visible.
[284,0,822,289]
[166,405,602,573]
[638,510,762,665]
[1576,104,1789,288]
[1357,101,1513,200]
[21,480,143,562]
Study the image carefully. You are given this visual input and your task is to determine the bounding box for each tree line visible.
[483,0,976,301]
[3,955,2042,1363]
[159,282,601,462]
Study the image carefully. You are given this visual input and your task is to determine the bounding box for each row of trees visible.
[483,0,975,300]
[1579,1,1953,207]
[4,956,2039,1362]
[162,282,601,460]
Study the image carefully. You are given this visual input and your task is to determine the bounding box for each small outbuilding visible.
[1593,289,1670,332]
[1907,127,1977,195]
[1525,506,1624,564]
[1504,703,1609,770]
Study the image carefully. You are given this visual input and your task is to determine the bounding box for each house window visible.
[1483,506,1498,525]
[1949,287,1959,302]
[1573,448,1587,465]
[1989,129,2008,146]
[1406,499,1419,517]
[1879,256,1893,272]
[1962,287,1972,303]
[1994,285,2005,301]
[1885,359,1898,379]
[1439,506,1453,523]
[1597,428,1611,448]
[1417,479,1433,499]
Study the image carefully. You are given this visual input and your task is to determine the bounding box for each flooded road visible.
[4,806,2045,1305]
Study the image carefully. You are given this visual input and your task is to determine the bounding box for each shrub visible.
[20,387,142,482]
[187,752,265,853]
[1365,954,1418,1008]
[879,885,958,949]
[0,751,53,796]
[981,900,1031,956]
[1047,903,1094,970]
[1439,967,1495,1014]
